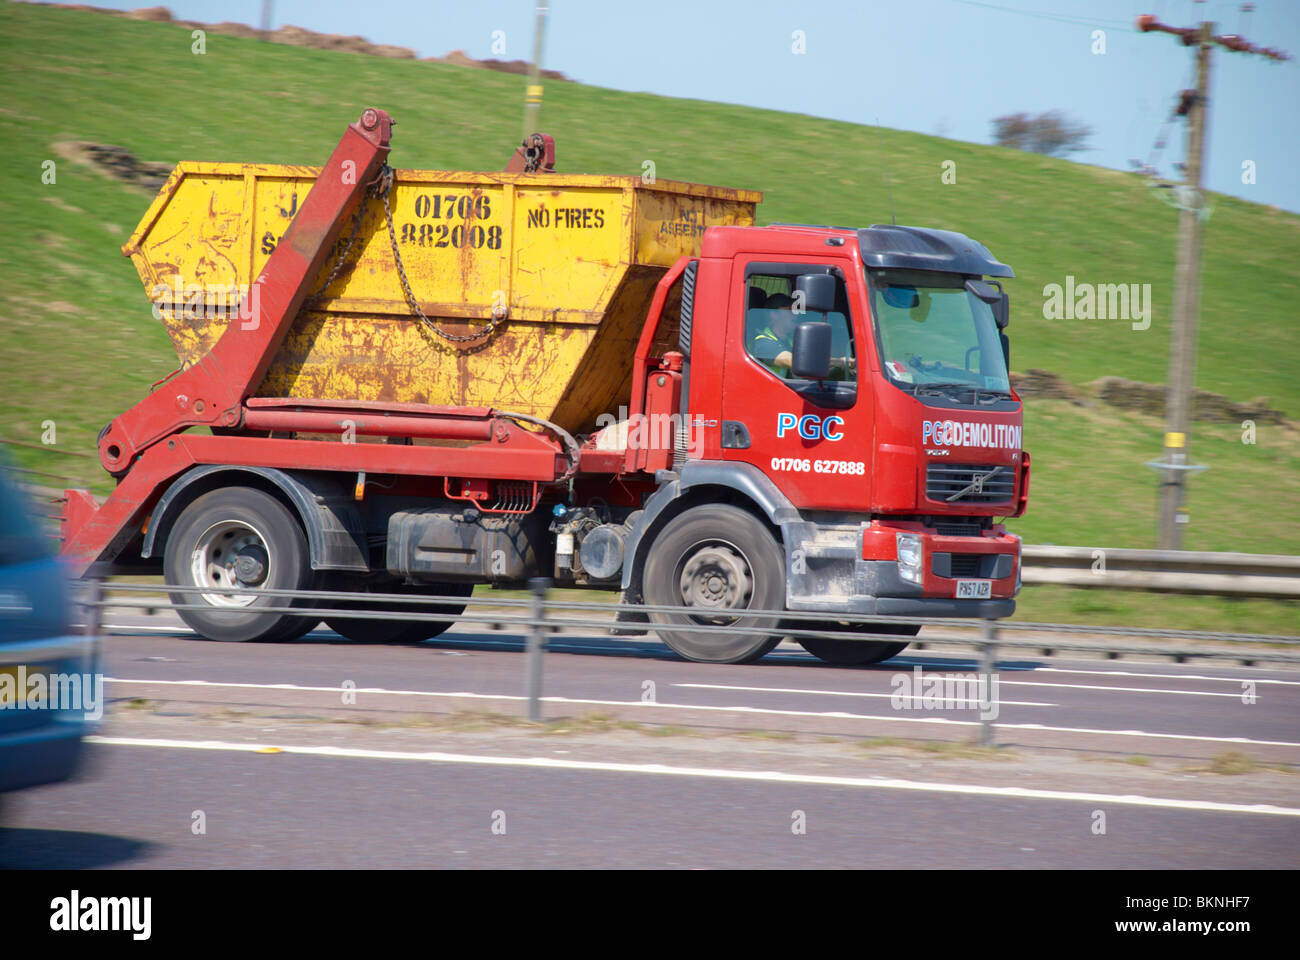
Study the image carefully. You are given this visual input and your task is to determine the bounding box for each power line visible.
[941,0,1133,30]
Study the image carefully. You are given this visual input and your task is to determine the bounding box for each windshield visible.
[868,269,1010,399]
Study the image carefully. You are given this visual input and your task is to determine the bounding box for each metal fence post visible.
[84,575,104,640]
[525,577,551,722]
[978,618,998,747]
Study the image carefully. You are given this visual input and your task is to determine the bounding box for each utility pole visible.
[523,3,550,140]
[1136,11,1289,549]
[259,0,274,41]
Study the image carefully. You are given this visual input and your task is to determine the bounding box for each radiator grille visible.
[948,553,984,578]
[926,463,1014,504]
[934,520,984,537]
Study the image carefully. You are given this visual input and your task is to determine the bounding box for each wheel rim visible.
[189,519,273,607]
[677,540,754,624]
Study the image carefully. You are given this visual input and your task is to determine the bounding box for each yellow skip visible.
[124,162,760,434]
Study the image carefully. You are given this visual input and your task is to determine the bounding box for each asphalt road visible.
[5,742,1296,869]
[3,614,1297,869]
[89,612,1300,761]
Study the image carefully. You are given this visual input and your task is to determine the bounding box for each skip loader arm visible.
[61,108,394,576]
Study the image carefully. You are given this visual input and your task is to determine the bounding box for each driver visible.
[749,292,854,380]
[750,293,796,376]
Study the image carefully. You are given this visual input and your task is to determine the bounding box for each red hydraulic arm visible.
[62,108,394,576]
[97,108,394,475]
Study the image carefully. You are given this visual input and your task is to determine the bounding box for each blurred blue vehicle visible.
[0,466,98,796]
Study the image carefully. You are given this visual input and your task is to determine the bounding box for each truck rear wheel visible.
[643,504,784,664]
[798,623,920,665]
[324,581,474,643]
[164,487,319,642]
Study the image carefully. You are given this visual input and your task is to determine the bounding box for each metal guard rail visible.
[74,580,1300,745]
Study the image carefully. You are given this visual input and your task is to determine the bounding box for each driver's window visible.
[743,265,854,381]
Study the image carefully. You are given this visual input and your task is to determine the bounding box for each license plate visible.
[955,579,992,599]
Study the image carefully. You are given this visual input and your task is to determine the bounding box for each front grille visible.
[934,520,985,537]
[932,552,1014,580]
[926,463,1014,504]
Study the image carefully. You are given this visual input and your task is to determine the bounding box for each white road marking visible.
[102,676,1300,747]
[664,683,1054,706]
[1031,667,1300,686]
[84,735,1300,818]
[677,679,1256,700]
[103,624,195,634]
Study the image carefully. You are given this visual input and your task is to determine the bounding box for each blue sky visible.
[86,0,1300,211]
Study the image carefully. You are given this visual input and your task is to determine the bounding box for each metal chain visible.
[304,165,506,343]
[378,172,507,344]
[305,168,389,303]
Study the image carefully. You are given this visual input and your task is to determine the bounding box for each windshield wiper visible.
[912,381,1014,404]
[914,381,978,397]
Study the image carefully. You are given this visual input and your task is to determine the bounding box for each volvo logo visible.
[947,466,1004,502]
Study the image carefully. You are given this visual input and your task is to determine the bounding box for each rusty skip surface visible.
[126,164,760,432]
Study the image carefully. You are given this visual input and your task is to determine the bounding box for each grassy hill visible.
[1,2,1296,630]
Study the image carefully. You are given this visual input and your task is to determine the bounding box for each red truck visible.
[61,108,1028,664]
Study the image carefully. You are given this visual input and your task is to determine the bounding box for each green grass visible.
[1013,584,1298,636]
[1011,399,1300,554]
[857,737,1013,761]
[1,3,1297,624]
[1188,750,1297,776]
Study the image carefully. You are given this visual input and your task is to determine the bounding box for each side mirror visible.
[966,279,1010,329]
[795,273,836,315]
[1000,331,1010,371]
[792,322,832,380]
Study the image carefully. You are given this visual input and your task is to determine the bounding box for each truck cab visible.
[609,222,1027,663]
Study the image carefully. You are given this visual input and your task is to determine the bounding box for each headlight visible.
[896,533,923,585]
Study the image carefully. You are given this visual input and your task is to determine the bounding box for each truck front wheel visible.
[643,504,785,664]
[164,487,319,642]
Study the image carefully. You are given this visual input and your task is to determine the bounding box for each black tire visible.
[164,487,320,642]
[325,581,474,643]
[643,504,785,664]
[798,622,920,665]
[273,618,323,642]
